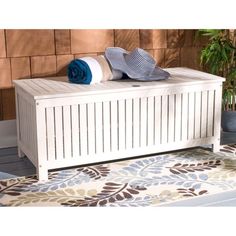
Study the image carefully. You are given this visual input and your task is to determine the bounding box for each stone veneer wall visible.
[0,29,208,120]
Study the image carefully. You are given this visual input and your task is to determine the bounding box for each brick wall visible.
[0,29,207,120]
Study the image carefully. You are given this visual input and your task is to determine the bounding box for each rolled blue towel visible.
[67,59,92,84]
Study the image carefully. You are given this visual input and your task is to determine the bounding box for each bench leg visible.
[212,140,221,153]
[37,166,48,182]
[18,147,25,158]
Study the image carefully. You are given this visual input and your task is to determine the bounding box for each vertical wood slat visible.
[133,97,140,148]
[161,95,168,144]
[103,101,110,153]
[35,105,49,180]
[31,103,37,156]
[71,105,79,157]
[19,99,23,142]
[87,103,95,155]
[28,103,32,147]
[201,91,208,138]
[28,104,32,150]
[23,99,27,143]
[118,100,125,151]
[207,90,214,137]
[46,107,55,161]
[214,86,222,140]
[110,100,118,151]
[168,94,175,143]
[188,92,194,140]
[54,106,63,160]
[194,92,201,139]
[19,99,25,142]
[79,104,87,156]
[175,94,181,142]
[19,98,26,143]
[35,104,47,166]
[26,101,30,146]
[95,102,103,154]
[147,96,154,146]
[181,93,188,141]
[154,95,161,145]
[25,99,29,146]
[15,92,21,146]
[125,99,133,149]
[140,97,147,146]
[62,105,72,158]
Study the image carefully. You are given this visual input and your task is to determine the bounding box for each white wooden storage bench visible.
[13,67,225,181]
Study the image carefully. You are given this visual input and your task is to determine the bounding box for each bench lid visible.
[13,67,225,100]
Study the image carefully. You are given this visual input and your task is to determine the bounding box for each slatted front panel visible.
[40,89,216,162]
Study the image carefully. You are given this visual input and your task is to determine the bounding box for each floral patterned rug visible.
[1,146,236,207]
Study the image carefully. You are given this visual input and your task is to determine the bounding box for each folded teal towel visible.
[67,59,92,84]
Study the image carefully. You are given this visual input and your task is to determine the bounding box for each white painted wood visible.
[181,93,188,141]
[30,83,221,107]
[13,67,225,100]
[45,136,219,170]
[13,68,225,180]
[20,80,40,96]
[62,105,72,159]
[147,96,154,146]
[29,103,36,157]
[213,86,223,152]
[201,91,208,138]
[154,96,161,145]
[45,107,55,161]
[32,79,53,93]
[14,89,24,157]
[118,99,125,151]
[212,142,221,153]
[188,92,195,140]
[27,80,49,94]
[21,98,28,148]
[95,102,103,154]
[166,67,225,81]
[24,98,29,147]
[140,97,147,146]
[18,140,37,166]
[125,99,133,149]
[161,95,168,144]
[37,167,48,182]
[110,100,118,151]
[207,90,214,137]
[79,104,87,156]
[133,97,140,148]
[87,103,95,155]
[168,94,175,143]
[71,105,80,158]
[175,94,181,142]
[103,101,110,153]
[35,104,48,181]
[194,92,201,139]
[54,106,64,160]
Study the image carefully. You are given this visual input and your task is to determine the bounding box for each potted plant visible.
[199,29,236,132]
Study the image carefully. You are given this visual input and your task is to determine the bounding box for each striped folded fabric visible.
[67,55,123,85]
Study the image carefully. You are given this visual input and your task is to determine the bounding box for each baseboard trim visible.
[0,120,17,148]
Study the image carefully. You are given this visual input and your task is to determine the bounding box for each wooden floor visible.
[0,147,36,180]
[0,131,236,206]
